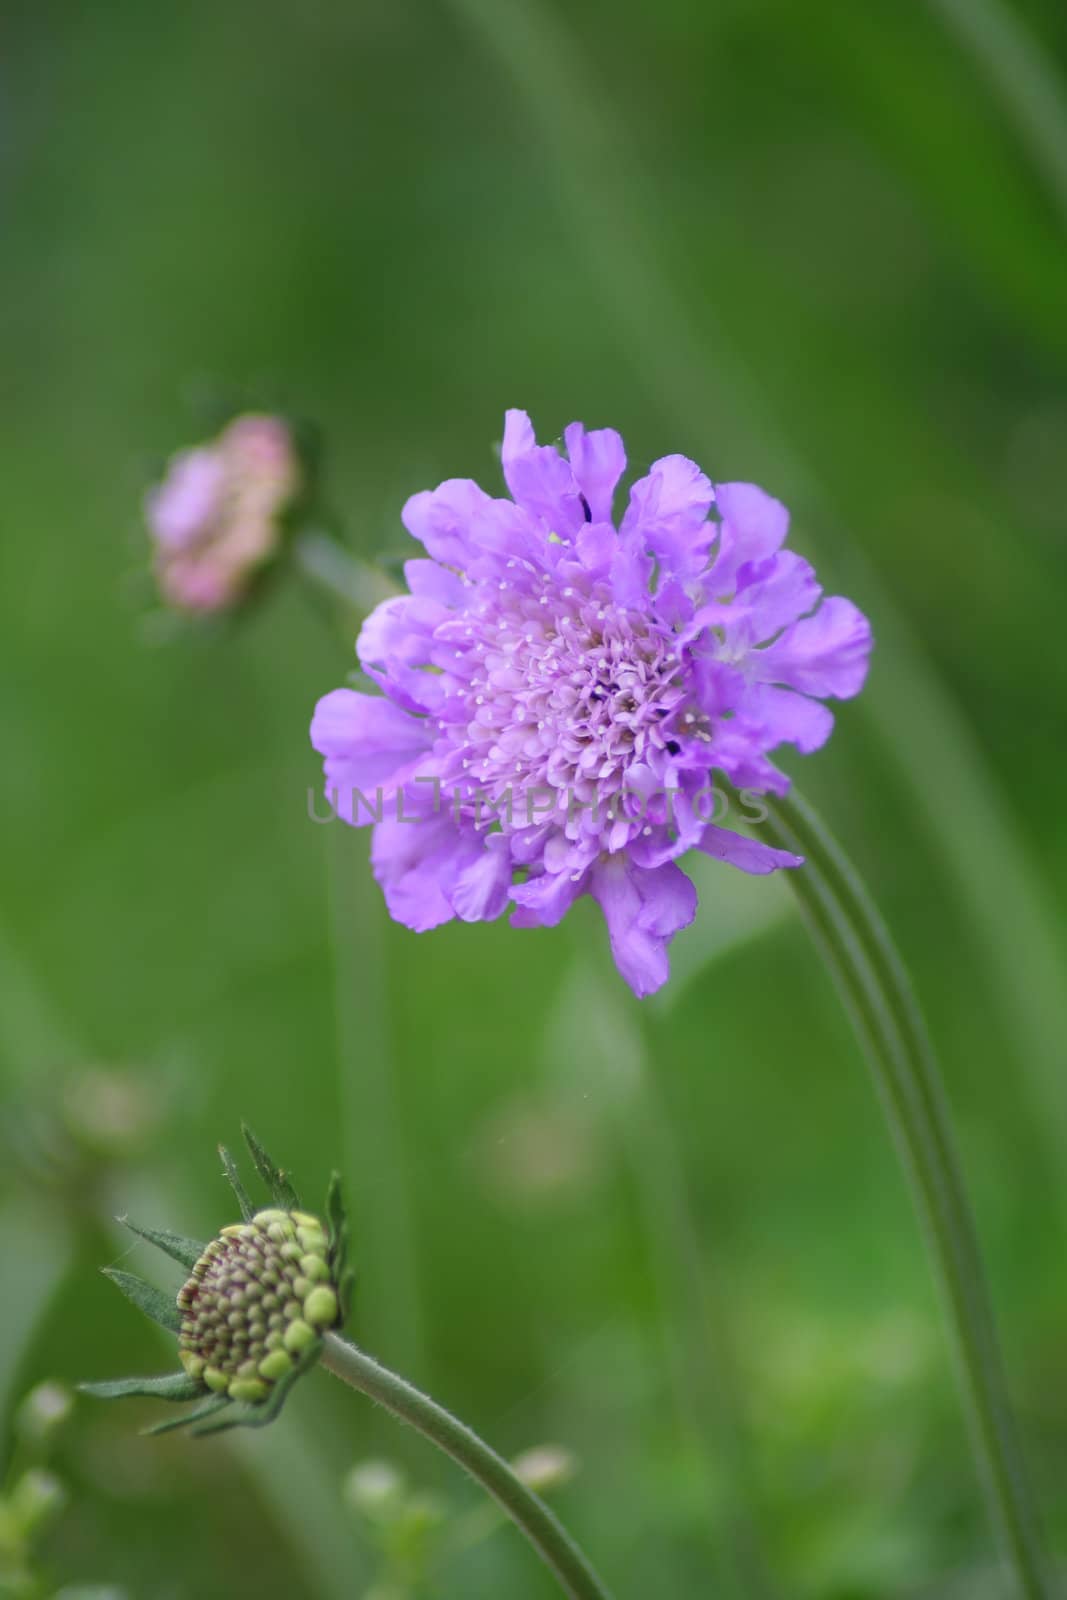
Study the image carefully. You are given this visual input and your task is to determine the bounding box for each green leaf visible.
[218,1144,254,1221]
[79,1372,201,1402]
[242,1122,300,1210]
[121,1219,206,1271]
[102,1268,181,1333]
[143,1396,230,1435]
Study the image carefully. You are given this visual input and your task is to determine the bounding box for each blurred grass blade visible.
[760,786,1051,1598]
[101,1269,181,1334]
[926,0,1067,220]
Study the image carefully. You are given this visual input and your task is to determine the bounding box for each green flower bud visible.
[283,1318,317,1354]
[85,1127,355,1440]
[258,1349,294,1381]
[177,1208,341,1405]
[229,1378,269,1404]
[304,1285,339,1328]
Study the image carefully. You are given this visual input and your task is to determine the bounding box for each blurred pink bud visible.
[145,414,299,613]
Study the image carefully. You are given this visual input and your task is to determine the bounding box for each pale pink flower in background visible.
[145,415,299,612]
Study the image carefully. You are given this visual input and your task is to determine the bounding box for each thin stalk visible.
[752,785,1050,1599]
[301,530,426,1373]
[292,529,399,613]
[320,1331,616,1600]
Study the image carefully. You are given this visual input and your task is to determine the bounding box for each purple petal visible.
[754,596,872,698]
[402,479,492,567]
[371,815,463,931]
[653,577,693,629]
[621,454,715,578]
[708,481,790,591]
[467,498,544,565]
[403,559,467,609]
[310,690,432,825]
[509,867,587,928]
[501,409,584,534]
[744,684,834,754]
[634,860,698,937]
[575,520,617,576]
[563,422,627,523]
[697,825,803,874]
[356,593,462,714]
[146,449,226,549]
[357,595,449,670]
[502,408,537,463]
[590,856,697,998]
[736,551,822,642]
[610,530,654,608]
[450,834,512,923]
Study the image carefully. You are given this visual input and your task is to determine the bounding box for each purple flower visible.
[311,411,872,997]
[146,416,299,612]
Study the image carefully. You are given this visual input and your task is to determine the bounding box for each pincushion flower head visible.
[311,410,872,996]
[145,414,299,613]
[82,1127,352,1435]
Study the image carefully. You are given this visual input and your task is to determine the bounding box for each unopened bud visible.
[145,415,299,614]
[176,1207,340,1404]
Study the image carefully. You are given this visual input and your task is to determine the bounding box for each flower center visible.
[445,574,690,829]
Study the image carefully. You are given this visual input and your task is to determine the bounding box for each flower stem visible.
[319,1331,615,1600]
[755,786,1050,1598]
[292,529,399,612]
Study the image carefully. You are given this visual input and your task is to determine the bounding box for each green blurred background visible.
[3,0,1066,1595]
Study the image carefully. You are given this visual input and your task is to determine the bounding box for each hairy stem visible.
[757,786,1050,1598]
[320,1332,615,1600]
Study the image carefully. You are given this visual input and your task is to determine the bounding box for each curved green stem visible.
[320,1331,616,1600]
[754,786,1050,1598]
